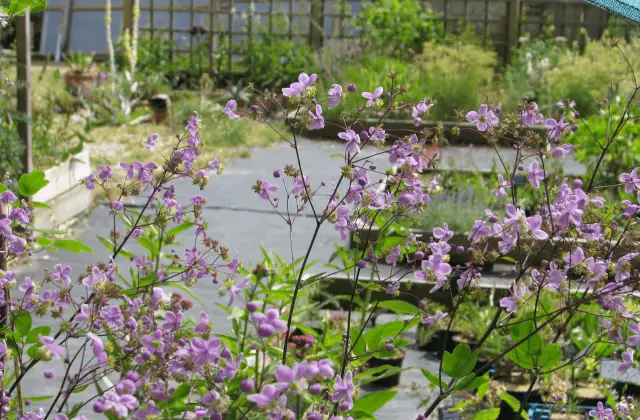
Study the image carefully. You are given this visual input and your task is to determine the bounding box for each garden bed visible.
[32,149,93,229]
[298,118,545,146]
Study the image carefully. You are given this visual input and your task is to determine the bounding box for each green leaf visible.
[477,377,490,400]
[443,343,479,379]
[500,392,529,420]
[508,347,536,370]
[455,374,489,391]
[26,326,51,344]
[0,184,7,193]
[172,383,192,399]
[474,408,500,420]
[377,301,421,315]
[36,237,54,247]
[30,201,51,209]
[351,328,367,357]
[24,395,53,402]
[421,368,442,387]
[55,239,93,254]
[164,283,206,308]
[539,344,563,370]
[365,320,405,350]
[167,221,195,238]
[71,385,88,394]
[14,310,32,337]
[18,170,49,197]
[352,390,397,414]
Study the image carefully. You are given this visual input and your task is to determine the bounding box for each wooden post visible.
[16,11,32,175]
[123,0,134,35]
[309,0,324,49]
[505,0,521,63]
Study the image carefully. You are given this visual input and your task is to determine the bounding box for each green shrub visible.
[357,0,444,58]
[243,34,318,90]
[569,98,640,196]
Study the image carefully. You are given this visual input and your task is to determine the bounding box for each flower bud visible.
[240,379,255,392]
[627,396,634,403]
[309,383,322,395]
[44,370,54,379]
[250,104,259,112]
[488,215,498,223]
[246,302,259,312]
[357,260,367,269]
[339,402,350,411]
[0,396,9,404]
[359,130,369,140]
[385,342,395,351]
[358,178,367,187]
[572,179,583,189]
[24,400,30,406]
[347,84,356,92]
[369,164,377,170]
[414,251,425,261]
[273,170,282,178]
[257,323,274,339]
[456,246,465,254]
[572,124,578,132]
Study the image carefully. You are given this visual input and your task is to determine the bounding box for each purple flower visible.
[466,104,499,131]
[111,201,124,212]
[520,102,543,125]
[224,100,240,119]
[257,180,277,201]
[51,264,72,285]
[305,359,334,380]
[338,129,361,154]
[385,245,401,265]
[620,170,640,194]
[99,391,139,417]
[84,173,96,190]
[619,348,634,373]
[87,333,108,365]
[362,87,383,107]
[163,311,184,330]
[552,144,574,159]
[0,191,17,204]
[307,104,324,130]
[0,219,12,237]
[422,310,447,326]
[495,174,512,197]
[248,384,280,406]
[499,281,527,313]
[330,371,354,410]
[588,402,613,420]
[282,73,317,97]
[98,165,112,181]
[293,175,311,196]
[75,304,91,323]
[527,161,546,189]
[328,84,343,108]
[145,134,158,150]
[524,215,548,239]
[416,254,452,292]
[194,311,209,333]
[39,335,66,358]
[275,362,308,392]
[546,116,570,141]
[252,308,287,339]
[433,223,453,242]
[627,323,640,346]
[412,99,433,118]
[564,247,585,267]
[228,277,249,305]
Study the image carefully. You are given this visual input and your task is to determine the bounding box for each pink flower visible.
[499,281,527,313]
[620,170,640,194]
[330,371,354,410]
[362,87,383,107]
[224,100,240,119]
[546,115,570,141]
[588,401,613,420]
[466,104,499,131]
[619,348,634,373]
[39,335,66,358]
[87,333,108,365]
[433,223,453,242]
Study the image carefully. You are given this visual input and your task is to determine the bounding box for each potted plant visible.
[366,348,406,387]
[63,51,99,99]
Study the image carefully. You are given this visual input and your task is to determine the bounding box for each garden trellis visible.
[38,0,634,70]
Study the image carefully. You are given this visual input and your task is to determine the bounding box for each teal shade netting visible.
[585,0,640,23]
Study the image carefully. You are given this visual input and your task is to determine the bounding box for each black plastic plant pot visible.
[497,389,543,420]
[366,350,406,387]
[417,328,459,354]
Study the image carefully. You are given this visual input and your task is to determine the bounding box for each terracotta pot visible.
[64,71,96,99]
